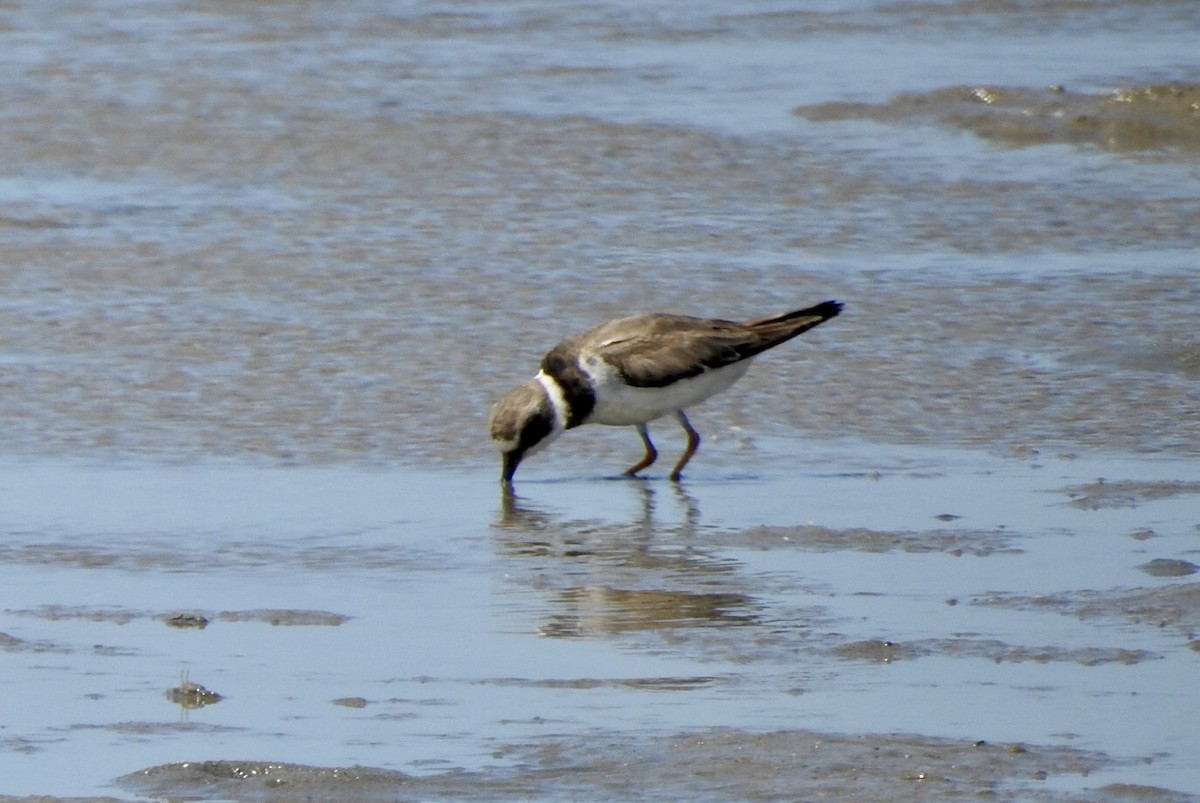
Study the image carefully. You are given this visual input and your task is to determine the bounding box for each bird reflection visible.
[497,478,699,538]
[540,586,756,637]
[494,481,758,638]
[166,669,223,721]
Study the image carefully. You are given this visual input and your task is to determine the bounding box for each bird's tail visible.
[740,299,843,357]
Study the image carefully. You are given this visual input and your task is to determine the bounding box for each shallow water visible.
[1,0,1199,799]
[3,448,1200,800]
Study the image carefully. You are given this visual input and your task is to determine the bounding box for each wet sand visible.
[2,0,1199,800]
[795,83,1200,153]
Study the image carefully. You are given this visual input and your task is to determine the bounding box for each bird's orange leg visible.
[669,411,700,482]
[625,423,658,476]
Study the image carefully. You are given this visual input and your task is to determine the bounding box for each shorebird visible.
[489,299,842,484]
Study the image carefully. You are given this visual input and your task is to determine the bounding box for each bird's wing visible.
[584,315,754,388]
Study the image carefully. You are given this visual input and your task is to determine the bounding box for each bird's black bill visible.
[501,451,522,484]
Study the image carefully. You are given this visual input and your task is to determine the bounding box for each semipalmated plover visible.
[489,299,842,484]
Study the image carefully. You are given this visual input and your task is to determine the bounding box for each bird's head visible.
[488,380,560,484]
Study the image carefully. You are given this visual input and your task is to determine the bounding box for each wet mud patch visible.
[210,609,350,627]
[833,638,1158,667]
[119,726,1126,802]
[482,674,723,692]
[0,630,69,654]
[977,583,1200,637]
[1068,342,1200,381]
[1059,479,1200,511]
[1139,559,1199,579]
[0,792,126,796]
[71,720,243,737]
[725,523,1021,557]
[6,604,349,628]
[0,539,441,574]
[120,761,416,801]
[795,83,1200,153]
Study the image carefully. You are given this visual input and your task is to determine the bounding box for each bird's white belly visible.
[583,359,753,426]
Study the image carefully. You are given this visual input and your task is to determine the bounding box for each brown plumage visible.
[558,300,843,389]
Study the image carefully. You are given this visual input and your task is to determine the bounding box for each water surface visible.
[1,0,1198,799]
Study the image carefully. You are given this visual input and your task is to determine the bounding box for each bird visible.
[489,298,842,485]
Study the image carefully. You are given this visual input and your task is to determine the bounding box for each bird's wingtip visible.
[816,299,843,318]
